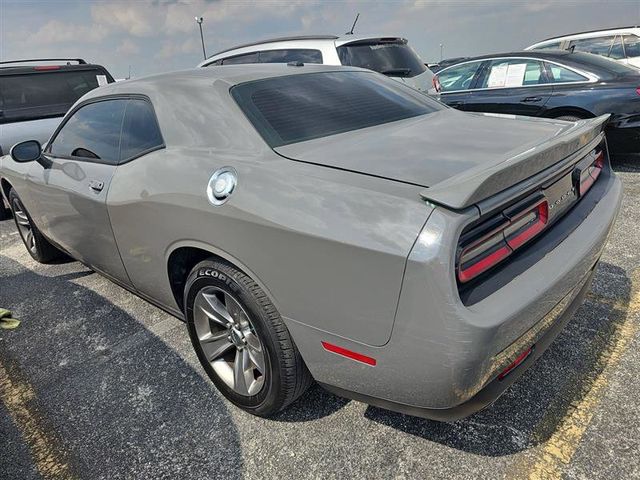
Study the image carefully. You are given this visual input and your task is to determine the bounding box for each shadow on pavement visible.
[0,255,244,479]
[363,262,632,456]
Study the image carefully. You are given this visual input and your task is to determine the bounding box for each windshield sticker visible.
[96,75,108,86]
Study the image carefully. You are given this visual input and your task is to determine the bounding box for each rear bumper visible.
[320,264,596,421]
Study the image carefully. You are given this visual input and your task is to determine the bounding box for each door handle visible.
[89,180,104,192]
[522,96,543,103]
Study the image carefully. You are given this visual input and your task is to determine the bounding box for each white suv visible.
[198,34,434,93]
[526,26,640,69]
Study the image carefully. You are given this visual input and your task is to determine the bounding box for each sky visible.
[1,0,639,79]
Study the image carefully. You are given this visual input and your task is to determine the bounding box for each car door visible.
[435,60,486,110]
[26,98,132,285]
[462,58,552,116]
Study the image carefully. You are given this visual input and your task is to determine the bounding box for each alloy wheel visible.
[11,198,36,254]
[193,286,266,396]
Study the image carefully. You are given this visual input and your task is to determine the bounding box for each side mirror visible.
[10,140,42,163]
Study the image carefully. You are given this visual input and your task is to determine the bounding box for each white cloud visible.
[91,2,158,37]
[21,19,109,45]
[156,37,200,59]
[116,39,140,56]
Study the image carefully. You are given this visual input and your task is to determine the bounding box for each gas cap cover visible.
[207,167,237,205]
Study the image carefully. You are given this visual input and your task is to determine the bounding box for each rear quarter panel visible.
[107,147,432,347]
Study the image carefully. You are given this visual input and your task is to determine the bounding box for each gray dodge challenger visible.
[0,64,622,420]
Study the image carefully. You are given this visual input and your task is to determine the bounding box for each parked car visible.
[526,26,640,68]
[0,58,114,219]
[197,34,434,93]
[0,64,621,420]
[427,56,471,73]
[432,50,640,157]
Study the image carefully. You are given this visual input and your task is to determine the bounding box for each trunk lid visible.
[275,110,610,209]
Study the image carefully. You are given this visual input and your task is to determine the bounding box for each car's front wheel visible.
[184,259,313,416]
[8,188,63,263]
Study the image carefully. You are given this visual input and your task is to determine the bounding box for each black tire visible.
[184,259,313,416]
[0,199,10,221]
[554,115,583,122]
[8,188,63,263]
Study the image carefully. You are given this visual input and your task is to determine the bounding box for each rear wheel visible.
[8,188,63,263]
[185,259,313,416]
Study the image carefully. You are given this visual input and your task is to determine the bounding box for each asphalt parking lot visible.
[1,160,639,480]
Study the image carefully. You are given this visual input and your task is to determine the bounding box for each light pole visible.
[439,43,444,62]
[196,16,206,60]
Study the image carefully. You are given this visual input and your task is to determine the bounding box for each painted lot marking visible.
[514,268,640,480]
[0,358,76,479]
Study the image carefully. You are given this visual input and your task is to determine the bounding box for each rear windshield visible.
[0,69,109,124]
[232,71,441,147]
[337,40,427,78]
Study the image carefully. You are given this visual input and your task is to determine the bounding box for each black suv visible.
[0,58,114,218]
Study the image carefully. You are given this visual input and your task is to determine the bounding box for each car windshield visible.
[0,69,106,124]
[337,40,427,78]
[232,71,442,147]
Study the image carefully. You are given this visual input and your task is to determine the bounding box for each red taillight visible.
[432,75,441,92]
[579,151,604,196]
[458,199,549,283]
[636,87,640,96]
[321,341,377,366]
[34,65,60,71]
[498,346,533,380]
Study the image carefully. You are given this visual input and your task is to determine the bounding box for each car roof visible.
[0,58,111,77]
[201,33,408,64]
[531,26,639,45]
[82,63,366,99]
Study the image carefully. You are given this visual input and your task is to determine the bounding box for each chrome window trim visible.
[437,57,598,95]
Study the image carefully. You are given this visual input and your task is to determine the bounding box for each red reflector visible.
[636,87,640,96]
[498,346,533,381]
[458,243,511,283]
[34,65,61,71]
[321,341,377,366]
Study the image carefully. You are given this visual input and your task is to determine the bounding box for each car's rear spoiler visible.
[419,114,610,210]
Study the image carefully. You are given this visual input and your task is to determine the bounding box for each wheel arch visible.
[543,106,595,120]
[166,242,281,316]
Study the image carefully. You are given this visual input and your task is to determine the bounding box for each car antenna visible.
[346,13,360,35]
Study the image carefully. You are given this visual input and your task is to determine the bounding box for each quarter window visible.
[479,59,546,89]
[609,35,625,60]
[120,99,163,161]
[437,61,483,92]
[534,42,563,51]
[48,99,126,164]
[545,63,588,83]
[623,35,640,58]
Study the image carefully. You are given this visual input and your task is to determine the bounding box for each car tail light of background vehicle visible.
[433,75,441,92]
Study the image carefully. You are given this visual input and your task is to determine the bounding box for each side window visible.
[569,36,615,56]
[545,63,588,83]
[221,52,259,65]
[479,59,545,89]
[623,35,640,58]
[257,49,323,64]
[120,99,164,161]
[48,99,126,164]
[437,61,483,92]
[609,35,625,60]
